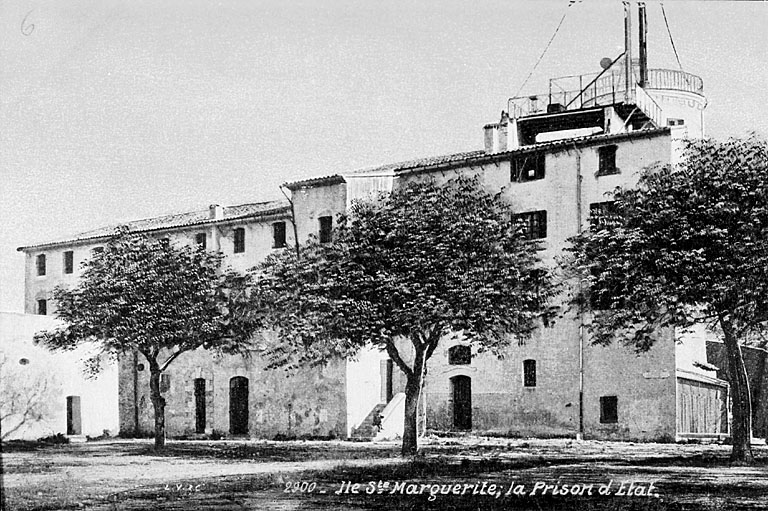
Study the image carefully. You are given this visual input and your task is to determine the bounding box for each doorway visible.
[451,376,472,430]
[194,378,206,434]
[229,376,249,435]
[66,396,82,435]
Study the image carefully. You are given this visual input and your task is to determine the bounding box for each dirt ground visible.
[2,437,768,510]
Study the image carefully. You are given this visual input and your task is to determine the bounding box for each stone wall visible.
[119,346,348,439]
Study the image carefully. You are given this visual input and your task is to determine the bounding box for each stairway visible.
[350,403,387,441]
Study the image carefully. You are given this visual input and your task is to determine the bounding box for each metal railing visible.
[508,67,703,119]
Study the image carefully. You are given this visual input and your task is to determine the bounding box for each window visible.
[37,299,47,316]
[523,359,537,387]
[92,247,104,255]
[233,228,245,253]
[589,201,620,230]
[273,222,287,248]
[511,152,545,181]
[36,254,46,276]
[63,251,74,274]
[195,232,207,249]
[319,216,333,244]
[597,145,618,176]
[448,345,471,365]
[513,210,547,240]
[600,396,618,424]
[667,118,685,127]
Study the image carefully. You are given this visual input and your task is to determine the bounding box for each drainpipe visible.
[133,350,140,435]
[280,185,301,260]
[575,147,585,441]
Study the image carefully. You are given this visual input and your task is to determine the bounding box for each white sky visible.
[2,0,767,312]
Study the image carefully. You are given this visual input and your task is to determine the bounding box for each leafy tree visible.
[565,136,768,464]
[35,229,250,449]
[251,175,556,455]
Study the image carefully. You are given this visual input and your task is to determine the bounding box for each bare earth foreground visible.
[2,438,768,511]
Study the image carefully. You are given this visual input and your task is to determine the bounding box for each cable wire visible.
[512,0,578,99]
[660,2,685,73]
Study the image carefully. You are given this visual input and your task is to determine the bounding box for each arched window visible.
[448,345,471,365]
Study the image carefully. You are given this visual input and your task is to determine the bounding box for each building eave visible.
[17,205,291,253]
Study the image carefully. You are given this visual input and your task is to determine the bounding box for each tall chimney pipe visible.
[638,2,648,88]
[623,1,633,102]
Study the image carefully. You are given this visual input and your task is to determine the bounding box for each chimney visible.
[209,204,223,220]
[483,111,510,154]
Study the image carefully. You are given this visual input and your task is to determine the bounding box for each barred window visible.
[513,210,547,240]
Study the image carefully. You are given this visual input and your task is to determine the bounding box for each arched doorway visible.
[229,376,249,435]
[451,376,472,430]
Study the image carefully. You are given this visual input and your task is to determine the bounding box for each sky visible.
[2,0,768,312]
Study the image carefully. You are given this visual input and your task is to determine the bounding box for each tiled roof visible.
[350,151,487,176]
[282,175,345,190]
[346,128,670,177]
[18,200,290,251]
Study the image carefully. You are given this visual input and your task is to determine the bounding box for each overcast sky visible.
[2,0,767,312]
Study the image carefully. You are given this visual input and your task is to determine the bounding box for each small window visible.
[233,228,245,253]
[589,201,619,230]
[513,210,547,240]
[37,299,47,316]
[512,153,545,181]
[667,118,685,127]
[597,145,618,176]
[160,373,171,393]
[273,222,287,248]
[63,251,74,274]
[319,216,333,244]
[18,358,30,366]
[36,254,46,276]
[523,359,537,387]
[600,396,618,424]
[448,345,471,365]
[92,247,104,255]
[195,232,207,249]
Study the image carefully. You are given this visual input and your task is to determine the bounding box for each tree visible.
[0,354,60,440]
[35,229,250,449]
[565,136,768,464]
[251,175,556,455]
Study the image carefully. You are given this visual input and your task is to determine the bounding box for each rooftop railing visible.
[508,67,703,119]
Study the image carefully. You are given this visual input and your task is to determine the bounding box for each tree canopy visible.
[251,175,557,454]
[565,136,768,464]
[35,228,250,447]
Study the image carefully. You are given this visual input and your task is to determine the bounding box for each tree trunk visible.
[720,318,754,464]
[401,375,422,456]
[401,347,426,456]
[149,368,166,450]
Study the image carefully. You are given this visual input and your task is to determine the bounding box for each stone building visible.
[18,23,731,442]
